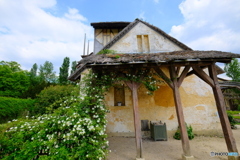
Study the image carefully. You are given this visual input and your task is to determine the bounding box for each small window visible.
[137,35,150,53]
[114,85,125,106]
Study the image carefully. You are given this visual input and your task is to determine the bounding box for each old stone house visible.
[69,19,240,160]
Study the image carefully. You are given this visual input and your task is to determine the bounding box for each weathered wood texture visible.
[177,66,190,87]
[169,65,192,156]
[169,66,191,156]
[208,64,239,154]
[191,66,214,87]
[125,81,143,158]
[154,67,174,89]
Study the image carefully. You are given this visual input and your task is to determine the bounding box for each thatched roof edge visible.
[68,51,240,81]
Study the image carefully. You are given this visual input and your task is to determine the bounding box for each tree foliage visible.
[34,85,75,115]
[0,58,77,99]
[0,61,21,72]
[59,57,70,84]
[224,58,240,81]
[39,61,56,83]
[30,63,38,80]
[0,61,30,97]
[71,61,77,74]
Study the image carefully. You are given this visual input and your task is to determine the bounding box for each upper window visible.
[137,35,150,53]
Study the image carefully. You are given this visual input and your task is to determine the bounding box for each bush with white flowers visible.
[0,71,110,160]
[0,68,162,159]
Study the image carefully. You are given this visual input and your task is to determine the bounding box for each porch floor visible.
[107,126,240,160]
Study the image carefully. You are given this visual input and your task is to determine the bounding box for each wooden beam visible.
[191,66,214,87]
[186,66,207,78]
[91,62,215,73]
[125,81,143,159]
[125,81,133,91]
[154,67,174,89]
[176,66,181,77]
[177,66,191,87]
[169,65,192,157]
[208,64,239,155]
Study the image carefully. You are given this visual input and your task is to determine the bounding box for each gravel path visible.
[107,126,240,160]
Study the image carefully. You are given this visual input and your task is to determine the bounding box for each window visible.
[114,85,125,106]
[137,35,150,53]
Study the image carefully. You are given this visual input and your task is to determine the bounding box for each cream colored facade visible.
[109,22,183,53]
[93,21,222,137]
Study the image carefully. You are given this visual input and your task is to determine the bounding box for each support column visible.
[208,64,239,160]
[125,81,144,160]
[169,66,194,160]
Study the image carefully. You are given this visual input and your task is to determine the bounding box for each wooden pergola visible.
[69,51,240,160]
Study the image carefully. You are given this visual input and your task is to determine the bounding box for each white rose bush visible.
[0,69,162,159]
[0,71,112,160]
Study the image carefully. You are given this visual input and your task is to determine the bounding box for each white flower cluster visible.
[4,71,115,159]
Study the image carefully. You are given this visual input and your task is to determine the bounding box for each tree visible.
[59,57,70,84]
[224,58,240,110]
[0,62,30,97]
[39,61,56,83]
[29,63,40,85]
[30,63,38,78]
[70,61,77,74]
[21,63,52,99]
[224,58,240,81]
[0,61,21,72]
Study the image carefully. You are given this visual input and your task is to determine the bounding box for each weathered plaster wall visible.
[109,22,184,53]
[105,67,222,137]
[94,29,121,54]
[90,21,222,137]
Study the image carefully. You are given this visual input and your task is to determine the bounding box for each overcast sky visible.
[0,0,240,78]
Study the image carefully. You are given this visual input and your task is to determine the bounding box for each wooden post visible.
[125,81,143,159]
[169,65,193,158]
[208,64,239,159]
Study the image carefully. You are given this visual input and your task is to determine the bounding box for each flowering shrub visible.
[0,68,163,159]
[0,71,110,160]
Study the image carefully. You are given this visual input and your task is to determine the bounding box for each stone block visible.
[182,154,194,160]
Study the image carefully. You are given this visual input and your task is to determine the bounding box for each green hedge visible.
[0,97,35,123]
[227,110,240,115]
[34,85,75,115]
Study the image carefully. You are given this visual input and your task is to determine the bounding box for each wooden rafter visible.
[186,66,206,78]
[153,67,174,89]
[191,66,214,87]
[177,66,191,87]
[176,66,181,77]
